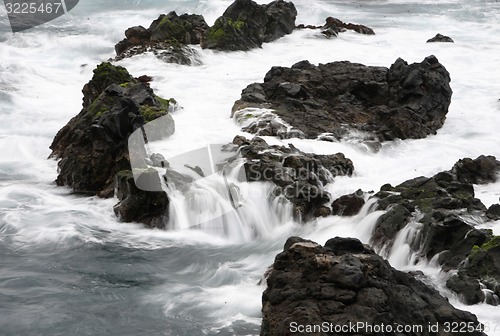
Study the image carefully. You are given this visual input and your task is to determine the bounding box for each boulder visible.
[114,11,208,64]
[447,236,500,304]
[201,0,297,51]
[148,12,209,44]
[331,191,365,216]
[371,155,500,304]
[234,136,354,221]
[451,155,500,184]
[297,17,374,37]
[113,169,169,228]
[427,33,454,43]
[261,236,485,335]
[49,62,175,198]
[232,56,452,142]
[322,16,375,35]
[486,203,500,220]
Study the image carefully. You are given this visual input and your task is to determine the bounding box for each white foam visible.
[1,0,500,333]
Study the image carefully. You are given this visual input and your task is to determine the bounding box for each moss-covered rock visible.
[81,62,132,108]
[49,62,175,198]
[447,235,500,304]
[114,11,208,64]
[201,0,296,51]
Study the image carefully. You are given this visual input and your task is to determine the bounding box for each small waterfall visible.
[352,198,386,243]
[480,282,500,306]
[128,125,295,242]
[382,213,425,270]
[166,176,294,243]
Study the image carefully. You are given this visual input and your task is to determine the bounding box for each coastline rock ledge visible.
[261,237,486,336]
[233,55,452,142]
[49,62,173,227]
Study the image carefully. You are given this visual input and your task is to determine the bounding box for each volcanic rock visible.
[331,191,365,216]
[234,136,353,221]
[233,56,452,142]
[261,236,486,335]
[372,155,500,304]
[201,0,297,51]
[115,11,208,64]
[49,62,175,199]
[427,33,454,43]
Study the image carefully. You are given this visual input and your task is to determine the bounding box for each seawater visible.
[1,0,500,335]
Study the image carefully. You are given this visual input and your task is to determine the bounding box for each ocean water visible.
[1,0,500,335]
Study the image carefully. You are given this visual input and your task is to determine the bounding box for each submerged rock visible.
[115,11,208,64]
[234,136,353,221]
[372,155,500,304]
[261,236,485,335]
[427,33,454,43]
[49,62,175,200]
[201,0,297,51]
[233,56,452,142]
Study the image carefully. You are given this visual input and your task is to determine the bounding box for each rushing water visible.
[1,0,500,335]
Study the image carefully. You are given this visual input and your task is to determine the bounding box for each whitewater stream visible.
[1,0,500,335]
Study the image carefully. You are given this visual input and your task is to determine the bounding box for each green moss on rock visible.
[92,62,133,88]
[471,236,500,256]
[203,17,247,49]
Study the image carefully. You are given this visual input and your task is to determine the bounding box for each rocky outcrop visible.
[427,33,454,43]
[233,136,354,221]
[331,191,365,216]
[201,0,297,51]
[113,169,169,228]
[372,155,500,304]
[447,236,500,305]
[487,204,500,220]
[297,17,375,37]
[321,17,374,37]
[233,55,452,142]
[115,12,208,64]
[261,236,486,336]
[49,62,175,199]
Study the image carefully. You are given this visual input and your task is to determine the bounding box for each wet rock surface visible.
[113,169,169,228]
[233,136,353,221]
[372,155,500,304]
[297,16,375,37]
[115,11,207,64]
[233,55,452,142]
[331,191,366,216]
[49,62,174,223]
[427,33,454,43]
[261,236,486,336]
[201,0,297,51]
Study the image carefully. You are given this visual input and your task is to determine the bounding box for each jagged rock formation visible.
[372,155,500,304]
[331,191,366,216]
[233,56,452,142]
[201,0,297,51]
[49,62,174,225]
[427,33,454,43]
[114,12,208,64]
[297,16,375,38]
[113,169,169,228]
[261,236,486,335]
[233,136,353,221]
